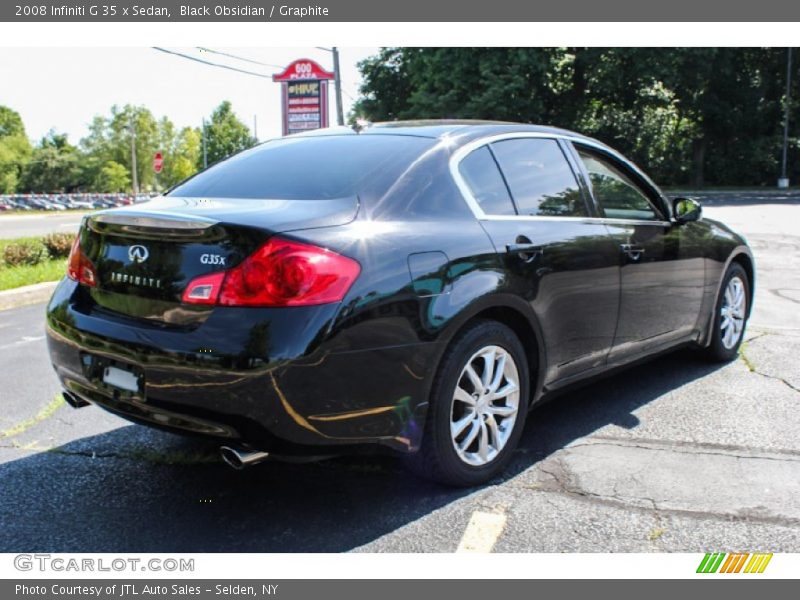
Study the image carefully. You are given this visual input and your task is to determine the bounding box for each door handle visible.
[506,243,544,262]
[620,243,645,261]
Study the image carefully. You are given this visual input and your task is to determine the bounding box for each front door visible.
[572,145,706,359]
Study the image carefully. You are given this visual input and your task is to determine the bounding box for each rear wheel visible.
[703,263,750,361]
[407,320,530,486]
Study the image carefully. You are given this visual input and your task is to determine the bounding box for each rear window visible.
[168,134,435,200]
[458,146,517,216]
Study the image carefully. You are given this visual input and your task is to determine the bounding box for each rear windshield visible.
[168,134,436,200]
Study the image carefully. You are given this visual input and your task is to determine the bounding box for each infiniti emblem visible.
[128,245,149,263]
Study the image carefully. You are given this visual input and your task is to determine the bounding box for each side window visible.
[577,149,659,220]
[458,146,517,216]
[490,138,587,217]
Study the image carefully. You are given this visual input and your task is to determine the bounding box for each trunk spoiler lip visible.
[84,194,361,238]
[87,212,217,231]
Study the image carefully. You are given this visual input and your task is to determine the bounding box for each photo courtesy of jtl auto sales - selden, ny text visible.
[0,0,799,597]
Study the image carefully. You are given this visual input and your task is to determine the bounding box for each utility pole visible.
[779,47,793,189]
[202,118,208,169]
[129,118,139,195]
[332,47,345,126]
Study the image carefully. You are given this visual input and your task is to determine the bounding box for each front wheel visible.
[406,320,530,486]
[703,262,750,361]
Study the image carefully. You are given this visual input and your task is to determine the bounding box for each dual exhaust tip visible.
[63,391,268,471]
[62,391,90,409]
[220,446,270,470]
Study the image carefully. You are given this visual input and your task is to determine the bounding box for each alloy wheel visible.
[720,275,746,349]
[450,345,520,467]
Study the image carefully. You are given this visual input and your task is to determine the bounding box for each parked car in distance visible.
[45,121,754,486]
[0,192,152,212]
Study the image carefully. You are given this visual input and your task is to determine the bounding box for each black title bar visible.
[3,0,800,21]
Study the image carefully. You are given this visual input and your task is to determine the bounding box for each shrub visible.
[3,241,45,267]
[42,233,75,259]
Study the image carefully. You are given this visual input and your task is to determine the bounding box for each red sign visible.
[272,59,335,82]
[153,152,164,174]
[273,59,335,136]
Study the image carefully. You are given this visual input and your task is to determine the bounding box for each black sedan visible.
[46,121,754,486]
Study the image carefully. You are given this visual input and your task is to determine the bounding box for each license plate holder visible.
[102,365,140,393]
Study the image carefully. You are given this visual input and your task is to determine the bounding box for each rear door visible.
[455,135,621,384]
[571,144,706,359]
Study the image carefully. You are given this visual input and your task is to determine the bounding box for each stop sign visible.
[153,152,164,173]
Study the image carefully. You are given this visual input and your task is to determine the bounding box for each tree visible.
[0,106,27,138]
[353,48,561,123]
[158,124,201,188]
[81,104,160,192]
[0,106,32,193]
[93,161,130,192]
[202,101,256,168]
[20,131,83,192]
[354,48,800,187]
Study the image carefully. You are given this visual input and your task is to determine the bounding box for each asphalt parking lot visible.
[1,192,798,553]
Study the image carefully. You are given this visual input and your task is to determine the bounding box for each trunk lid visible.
[79,196,358,324]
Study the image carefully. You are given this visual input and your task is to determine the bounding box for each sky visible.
[0,47,380,144]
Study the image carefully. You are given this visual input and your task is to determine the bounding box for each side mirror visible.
[673,197,702,224]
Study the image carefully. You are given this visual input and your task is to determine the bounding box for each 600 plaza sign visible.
[272,59,335,136]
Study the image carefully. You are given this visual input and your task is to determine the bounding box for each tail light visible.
[66,235,97,287]
[182,237,360,307]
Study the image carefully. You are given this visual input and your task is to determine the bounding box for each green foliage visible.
[354,48,800,187]
[0,258,66,292]
[160,126,201,187]
[0,236,66,291]
[202,101,257,168]
[20,131,84,192]
[93,160,131,192]
[80,104,162,192]
[41,233,75,259]
[3,240,45,267]
[0,106,32,193]
[0,106,27,138]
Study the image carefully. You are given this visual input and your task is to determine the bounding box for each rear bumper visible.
[46,278,440,454]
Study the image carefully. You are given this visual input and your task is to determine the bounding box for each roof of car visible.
[298,119,604,148]
[360,120,663,199]
[369,119,577,137]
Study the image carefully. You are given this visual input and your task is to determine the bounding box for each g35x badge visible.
[200,253,226,266]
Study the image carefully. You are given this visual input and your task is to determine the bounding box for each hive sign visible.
[273,59,335,136]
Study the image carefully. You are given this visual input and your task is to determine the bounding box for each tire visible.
[703,262,750,362]
[406,320,530,486]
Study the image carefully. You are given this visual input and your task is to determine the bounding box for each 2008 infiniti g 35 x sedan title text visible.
[46,121,754,486]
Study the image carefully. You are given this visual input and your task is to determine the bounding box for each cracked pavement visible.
[1,193,799,552]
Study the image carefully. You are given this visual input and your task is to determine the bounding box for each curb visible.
[0,280,58,312]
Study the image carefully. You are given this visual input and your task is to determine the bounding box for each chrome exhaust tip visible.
[62,391,90,409]
[220,446,270,470]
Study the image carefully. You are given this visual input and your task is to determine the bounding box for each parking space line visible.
[0,394,64,439]
[0,335,45,350]
[456,510,507,553]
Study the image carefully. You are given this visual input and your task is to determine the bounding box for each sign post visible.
[272,59,336,136]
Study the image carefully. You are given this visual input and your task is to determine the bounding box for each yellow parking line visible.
[456,511,507,553]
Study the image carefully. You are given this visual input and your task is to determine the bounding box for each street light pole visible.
[317,46,346,126]
[779,47,793,188]
[202,118,208,169]
[332,47,345,126]
[129,118,139,195]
